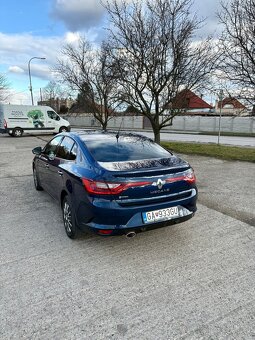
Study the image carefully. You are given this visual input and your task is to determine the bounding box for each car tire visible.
[12,128,23,137]
[62,195,79,239]
[59,126,68,133]
[33,167,43,191]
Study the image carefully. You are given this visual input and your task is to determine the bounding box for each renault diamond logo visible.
[152,179,166,190]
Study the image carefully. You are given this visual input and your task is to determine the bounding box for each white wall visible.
[162,116,255,133]
[65,114,255,133]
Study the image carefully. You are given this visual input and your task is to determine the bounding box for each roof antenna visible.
[116,115,124,142]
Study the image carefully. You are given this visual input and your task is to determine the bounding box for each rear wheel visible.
[59,126,68,133]
[12,128,23,137]
[62,196,79,239]
[33,167,43,191]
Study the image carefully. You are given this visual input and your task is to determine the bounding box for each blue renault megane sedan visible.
[32,131,197,238]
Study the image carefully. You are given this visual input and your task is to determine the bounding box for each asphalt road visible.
[138,131,255,147]
[0,134,254,339]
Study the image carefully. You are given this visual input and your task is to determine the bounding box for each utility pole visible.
[28,57,46,105]
[217,89,224,145]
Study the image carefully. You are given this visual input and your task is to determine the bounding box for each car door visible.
[47,136,77,201]
[37,135,63,193]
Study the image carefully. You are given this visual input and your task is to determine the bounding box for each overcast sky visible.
[0,0,222,104]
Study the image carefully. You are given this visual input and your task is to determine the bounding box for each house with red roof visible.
[172,89,213,114]
[216,97,248,116]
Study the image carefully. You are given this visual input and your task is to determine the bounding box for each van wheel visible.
[59,126,68,133]
[62,196,79,239]
[13,128,23,137]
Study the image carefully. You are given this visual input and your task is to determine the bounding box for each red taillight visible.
[82,178,150,195]
[82,179,123,195]
[4,119,7,129]
[184,169,196,184]
[82,170,195,195]
[166,170,196,184]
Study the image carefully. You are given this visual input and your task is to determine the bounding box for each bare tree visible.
[41,80,70,113]
[0,73,10,102]
[218,0,255,104]
[54,37,119,130]
[104,0,217,143]
[43,81,66,101]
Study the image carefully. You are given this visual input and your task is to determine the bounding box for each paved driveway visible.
[0,134,254,339]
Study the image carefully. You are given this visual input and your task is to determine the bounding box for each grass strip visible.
[161,141,255,163]
[196,131,255,137]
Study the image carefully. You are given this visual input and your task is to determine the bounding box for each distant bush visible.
[59,105,68,114]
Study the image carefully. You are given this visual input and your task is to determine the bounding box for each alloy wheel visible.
[14,128,23,137]
[63,201,72,233]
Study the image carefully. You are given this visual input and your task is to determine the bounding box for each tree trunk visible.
[101,121,108,131]
[151,124,161,144]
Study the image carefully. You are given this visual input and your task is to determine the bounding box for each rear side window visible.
[56,137,77,160]
[84,135,170,162]
[70,143,77,161]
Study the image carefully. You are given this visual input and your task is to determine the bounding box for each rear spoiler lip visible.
[98,158,190,174]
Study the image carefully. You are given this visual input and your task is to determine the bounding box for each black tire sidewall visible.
[59,126,68,133]
[33,167,43,191]
[62,195,78,239]
[13,128,23,137]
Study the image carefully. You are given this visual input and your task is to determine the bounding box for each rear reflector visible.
[98,229,113,235]
[4,119,7,129]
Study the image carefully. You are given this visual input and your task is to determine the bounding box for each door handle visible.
[58,170,63,176]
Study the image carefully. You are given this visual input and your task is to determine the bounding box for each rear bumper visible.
[86,207,196,236]
[76,188,197,235]
[0,128,7,134]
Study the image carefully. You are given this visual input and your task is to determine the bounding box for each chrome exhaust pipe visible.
[125,231,136,238]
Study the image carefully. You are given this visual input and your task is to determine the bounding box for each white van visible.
[0,104,70,137]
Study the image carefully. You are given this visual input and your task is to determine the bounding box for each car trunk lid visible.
[94,156,195,205]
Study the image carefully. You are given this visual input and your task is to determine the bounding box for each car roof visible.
[68,130,152,142]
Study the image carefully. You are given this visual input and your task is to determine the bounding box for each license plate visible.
[142,206,179,224]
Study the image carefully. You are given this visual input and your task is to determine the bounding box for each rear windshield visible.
[82,134,171,162]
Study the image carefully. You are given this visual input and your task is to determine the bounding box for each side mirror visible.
[32,146,42,155]
[48,152,55,161]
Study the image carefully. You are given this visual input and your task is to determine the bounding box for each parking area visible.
[0,133,254,339]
